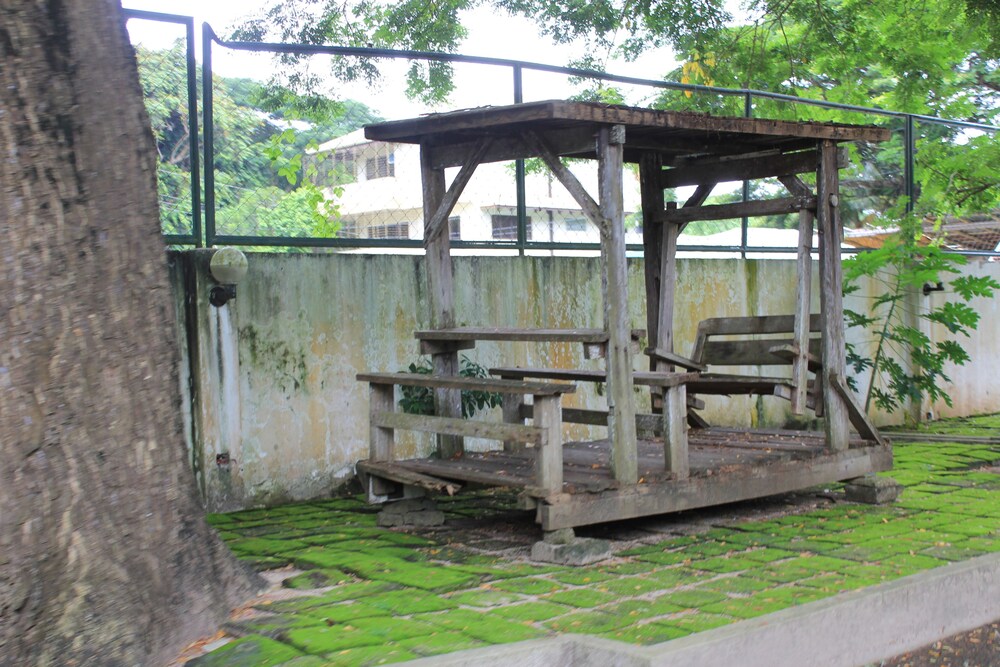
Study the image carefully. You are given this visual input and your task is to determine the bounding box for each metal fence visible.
[125,10,1000,256]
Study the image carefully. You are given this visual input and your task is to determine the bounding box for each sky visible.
[121,0,680,120]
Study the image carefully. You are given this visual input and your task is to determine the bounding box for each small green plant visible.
[399,356,503,418]
[844,214,999,417]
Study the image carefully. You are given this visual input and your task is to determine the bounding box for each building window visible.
[365,153,395,179]
[449,216,461,240]
[339,220,360,238]
[565,217,588,233]
[491,214,531,241]
[367,222,409,239]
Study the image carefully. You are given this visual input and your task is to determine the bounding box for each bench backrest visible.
[692,314,822,368]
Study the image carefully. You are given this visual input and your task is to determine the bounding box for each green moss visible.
[597,561,659,575]
[701,594,789,619]
[488,577,563,596]
[224,613,325,639]
[364,591,456,615]
[463,620,548,644]
[647,567,713,589]
[283,569,354,590]
[663,612,734,633]
[261,582,397,613]
[600,599,670,622]
[543,588,619,608]
[700,575,776,595]
[301,602,389,625]
[599,621,690,644]
[186,636,303,667]
[234,555,294,570]
[320,644,420,666]
[658,588,728,609]
[490,601,570,622]
[632,550,698,566]
[229,537,312,556]
[546,610,632,633]
[549,569,617,585]
[447,589,525,608]
[396,631,485,656]
[741,548,797,563]
[594,576,666,597]
[688,556,757,574]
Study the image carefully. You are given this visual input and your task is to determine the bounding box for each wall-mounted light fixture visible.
[209,247,249,307]
[922,281,945,296]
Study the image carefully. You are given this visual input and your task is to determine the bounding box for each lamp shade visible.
[209,247,248,285]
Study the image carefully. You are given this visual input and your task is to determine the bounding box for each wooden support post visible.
[421,144,463,459]
[640,154,665,361]
[369,384,396,495]
[779,174,815,415]
[502,392,526,453]
[817,140,850,451]
[599,126,638,485]
[791,206,815,415]
[533,395,563,496]
[640,154,665,410]
[662,383,689,478]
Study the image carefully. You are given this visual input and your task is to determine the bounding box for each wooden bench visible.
[647,314,823,422]
[415,327,646,359]
[490,367,699,478]
[355,372,577,498]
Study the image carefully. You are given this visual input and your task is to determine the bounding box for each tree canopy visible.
[232,0,999,218]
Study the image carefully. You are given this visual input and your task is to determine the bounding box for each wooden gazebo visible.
[356,101,892,535]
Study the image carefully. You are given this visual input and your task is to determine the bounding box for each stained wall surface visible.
[167,252,1000,510]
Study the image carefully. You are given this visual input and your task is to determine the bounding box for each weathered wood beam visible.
[537,446,893,530]
[424,136,493,241]
[365,100,891,145]
[533,395,564,497]
[372,410,547,445]
[779,174,814,198]
[658,196,817,225]
[356,460,462,496]
[662,383,689,479]
[598,125,639,486]
[521,129,604,229]
[791,194,816,414]
[421,144,462,458]
[662,148,847,189]
[830,373,885,447]
[425,126,596,169]
[660,149,822,189]
[640,153,665,360]
[368,384,396,495]
[817,139,851,452]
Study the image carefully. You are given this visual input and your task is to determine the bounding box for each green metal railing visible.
[124,9,202,247]
[125,11,999,256]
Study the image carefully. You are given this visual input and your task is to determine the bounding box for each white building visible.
[311,129,645,245]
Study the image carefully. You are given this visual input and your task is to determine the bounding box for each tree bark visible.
[0,2,259,665]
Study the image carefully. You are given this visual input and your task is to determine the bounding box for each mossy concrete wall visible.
[167,251,1000,511]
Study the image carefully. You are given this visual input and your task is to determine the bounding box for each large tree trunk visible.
[0,2,259,665]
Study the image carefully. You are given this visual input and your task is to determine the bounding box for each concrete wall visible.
[167,251,1000,511]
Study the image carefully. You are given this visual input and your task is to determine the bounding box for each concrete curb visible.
[401,552,1000,666]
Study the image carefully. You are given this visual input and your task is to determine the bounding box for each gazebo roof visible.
[364,100,890,167]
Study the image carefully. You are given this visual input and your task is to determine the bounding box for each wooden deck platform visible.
[360,429,892,530]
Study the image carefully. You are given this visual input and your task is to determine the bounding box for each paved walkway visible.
[187,414,1000,666]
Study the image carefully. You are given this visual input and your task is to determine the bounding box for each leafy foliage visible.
[230,0,998,222]
[843,215,999,416]
[398,356,503,418]
[134,41,380,241]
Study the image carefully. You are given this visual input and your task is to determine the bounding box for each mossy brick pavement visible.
[189,414,1000,666]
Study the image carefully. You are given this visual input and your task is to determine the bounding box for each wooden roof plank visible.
[364,100,891,148]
